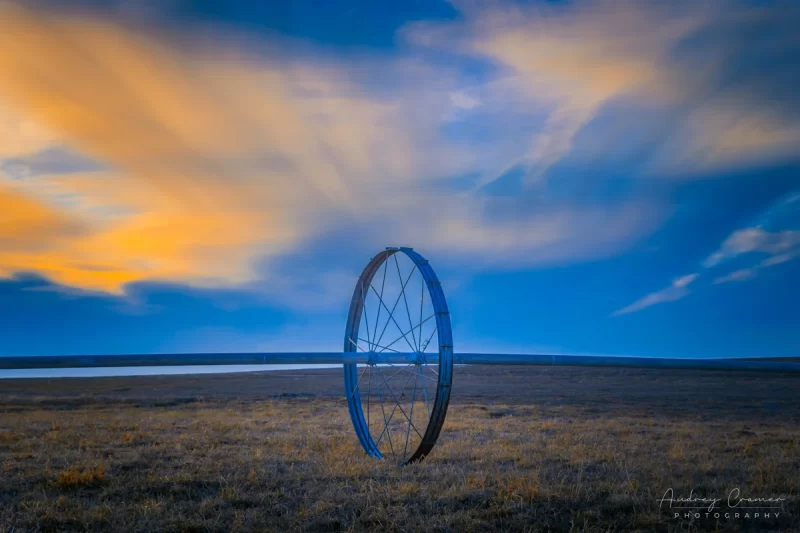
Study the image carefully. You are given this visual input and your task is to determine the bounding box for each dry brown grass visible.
[54,464,106,488]
[0,367,798,532]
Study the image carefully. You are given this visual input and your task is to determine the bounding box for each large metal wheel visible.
[343,247,453,464]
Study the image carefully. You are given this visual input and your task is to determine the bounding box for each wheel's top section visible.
[343,247,453,464]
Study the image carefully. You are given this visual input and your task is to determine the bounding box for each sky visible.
[1,0,798,360]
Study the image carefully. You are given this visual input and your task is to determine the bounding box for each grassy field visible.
[1,366,798,532]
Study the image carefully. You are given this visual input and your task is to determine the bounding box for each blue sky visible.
[0,0,798,359]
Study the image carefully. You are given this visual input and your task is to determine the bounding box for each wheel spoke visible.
[420,325,438,353]
[375,366,424,441]
[403,363,419,460]
[384,364,438,382]
[373,264,417,349]
[374,375,395,458]
[395,255,418,351]
[374,407,395,448]
[375,376,411,446]
[374,368,415,450]
[370,284,418,353]
[348,364,371,399]
[363,364,414,395]
[372,261,388,352]
[351,336,404,357]
[348,337,367,353]
[368,364,416,400]
[357,338,401,354]
[378,313,435,353]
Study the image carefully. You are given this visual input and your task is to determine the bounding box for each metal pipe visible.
[453,353,800,373]
[0,353,360,369]
[1,352,799,372]
[0,352,431,369]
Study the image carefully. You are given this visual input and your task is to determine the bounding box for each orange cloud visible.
[0,183,83,250]
[1,173,283,292]
[0,2,700,295]
[662,100,800,173]
[0,3,477,293]
[0,103,58,158]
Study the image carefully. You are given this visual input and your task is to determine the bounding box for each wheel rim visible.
[343,247,453,464]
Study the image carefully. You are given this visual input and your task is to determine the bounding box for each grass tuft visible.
[55,464,106,488]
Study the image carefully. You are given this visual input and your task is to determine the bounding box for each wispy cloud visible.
[709,227,800,284]
[706,186,800,283]
[0,3,423,291]
[713,268,754,284]
[620,191,799,310]
[0,103,57,158]
[612,273,698,316]
[407,0,800,186]
[618,225,799,311]
[704,228,800,268]
[2,1,798,300]
[449,90,481,110]
[0,2,664,296]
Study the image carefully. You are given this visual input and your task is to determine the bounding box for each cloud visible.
[713,269,754,284]
[406,0,800,186]
[0,2,666,296]
[760,253,797,267]
[633,194,800,301]
[623,223,799,310]
[670,103,800,174]
[0,182,85,250]
[613,273,698,316]
[0,3,316,292]
[4,0,794,301]
[709,227,799,285]
[704,228,800,267]
[703,188,800,285]
[712,250,799,285]
[407,1,697,186]
[449,90,481,110]
[415,198,663,268]
[672,274,698,288]
[0,102,58,158]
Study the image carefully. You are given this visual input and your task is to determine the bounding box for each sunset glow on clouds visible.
[1,0,798,357]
